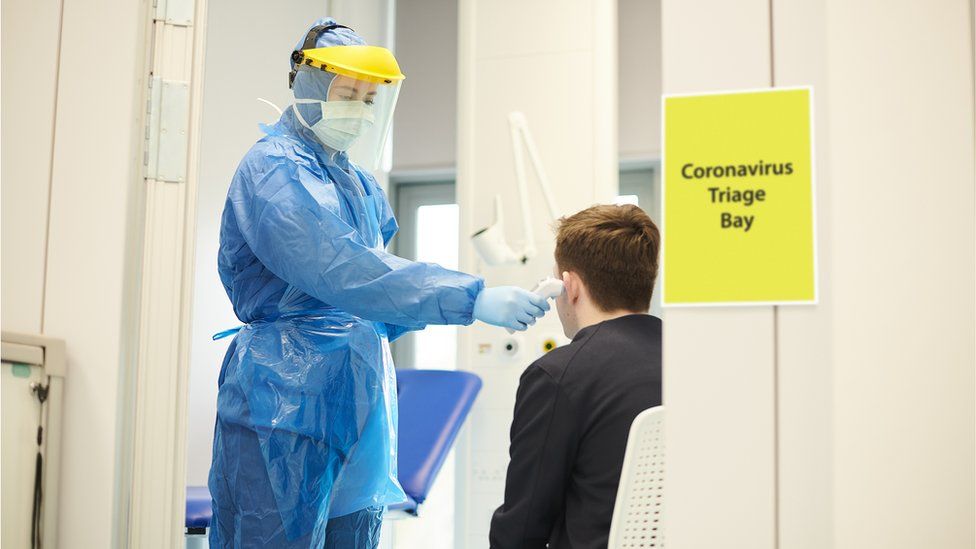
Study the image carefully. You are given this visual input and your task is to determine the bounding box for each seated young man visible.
[489,204,662,549]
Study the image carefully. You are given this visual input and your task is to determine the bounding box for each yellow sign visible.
[662,87,816,305]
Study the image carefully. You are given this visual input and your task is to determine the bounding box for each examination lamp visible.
[471,112,561,266]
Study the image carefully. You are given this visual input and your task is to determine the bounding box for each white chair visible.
[608,406,665,549]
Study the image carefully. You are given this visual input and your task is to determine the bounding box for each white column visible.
[1,0,63,334]
[40,0,153,546]
[662,1,976,548]
[771,1,834,547]
[661,1,777,548]
[455,2,617,547]
[823,1,975,547]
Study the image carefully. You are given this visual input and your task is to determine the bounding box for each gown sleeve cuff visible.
[453,275,485,326]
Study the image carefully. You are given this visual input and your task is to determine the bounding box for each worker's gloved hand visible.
[473,286,550,331]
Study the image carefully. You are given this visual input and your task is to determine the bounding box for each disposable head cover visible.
[291,19,402,169]
[208,17,483,548]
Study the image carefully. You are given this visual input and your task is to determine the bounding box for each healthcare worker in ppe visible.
[209,19,548,549]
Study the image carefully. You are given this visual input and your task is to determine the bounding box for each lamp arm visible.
[516,117,562,222]
[508,112,538,260]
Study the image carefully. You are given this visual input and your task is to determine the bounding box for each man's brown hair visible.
[554,204,660,312]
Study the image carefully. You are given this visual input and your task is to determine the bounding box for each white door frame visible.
[117,0,208,546]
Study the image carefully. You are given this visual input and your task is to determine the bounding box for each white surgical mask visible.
[293,99,375,151]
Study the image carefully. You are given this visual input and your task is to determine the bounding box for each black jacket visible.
[489,314,663,549]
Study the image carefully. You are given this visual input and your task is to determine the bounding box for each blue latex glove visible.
[473,286,550,331]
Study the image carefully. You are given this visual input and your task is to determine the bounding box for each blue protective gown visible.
[208,103,484,547]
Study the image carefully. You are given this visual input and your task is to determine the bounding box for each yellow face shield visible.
[294,45,405,85]
[291,45,404,169]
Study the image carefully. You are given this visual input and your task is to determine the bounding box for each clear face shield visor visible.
[290,43,404,170]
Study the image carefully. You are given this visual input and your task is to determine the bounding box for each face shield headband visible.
[288,23,354,89]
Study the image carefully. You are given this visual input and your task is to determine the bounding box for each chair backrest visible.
[395,369,482,503]
[607,406,665,549]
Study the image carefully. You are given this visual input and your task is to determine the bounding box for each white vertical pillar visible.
[823,2,975,547]
[455,2,617,547]
[771,1,834,547]
[661,1,777,548]
[0,0,64,335]
[40,0,153,546]
[663,2,976,548]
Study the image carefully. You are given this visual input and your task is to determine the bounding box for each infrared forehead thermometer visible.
[506,277,565,334]
[532,277,565,300]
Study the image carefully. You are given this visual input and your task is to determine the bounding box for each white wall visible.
[772,0,834,546]
[331,0,394,47]
[0,0,63,525]
[393,0,660,172]
[185,0,327,487]
[661,2,778,547]
[455,1,617,547]
[662,1,975,548]
[3,0,151,545]
[1,0,62,334]
[392,0,458,171]
[823,1,974,547]
[619,0,662,160]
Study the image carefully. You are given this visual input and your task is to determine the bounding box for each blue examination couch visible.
[186,369,483,537]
